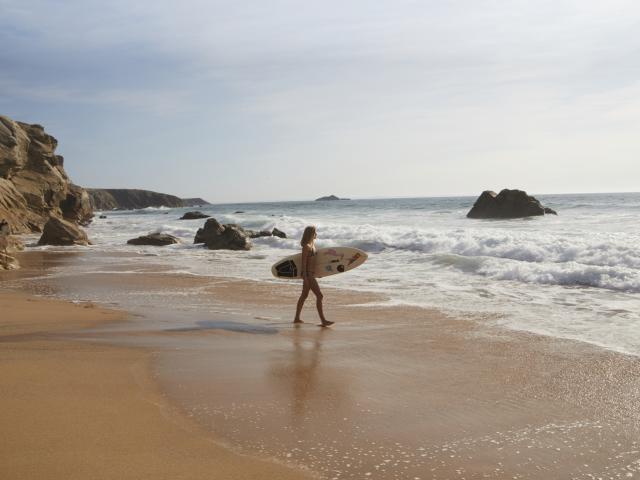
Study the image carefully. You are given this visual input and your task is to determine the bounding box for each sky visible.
[1,0,639,203]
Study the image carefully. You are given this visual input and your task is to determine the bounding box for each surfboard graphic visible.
[271,247,368,279]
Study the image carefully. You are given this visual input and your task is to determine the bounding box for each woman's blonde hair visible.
[300,225,317,247]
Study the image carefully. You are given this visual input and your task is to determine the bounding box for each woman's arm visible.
[301,245,309,277]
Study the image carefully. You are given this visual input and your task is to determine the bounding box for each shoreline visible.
[3,249,640,478]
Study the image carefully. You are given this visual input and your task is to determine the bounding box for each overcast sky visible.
[1,0,639,202]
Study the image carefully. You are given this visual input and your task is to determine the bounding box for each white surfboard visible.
[271,247,368,279]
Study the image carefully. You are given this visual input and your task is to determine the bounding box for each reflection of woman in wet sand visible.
[294,226,334,327]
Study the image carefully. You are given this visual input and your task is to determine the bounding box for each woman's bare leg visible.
[294,280,310,323]
[309,278,333,326]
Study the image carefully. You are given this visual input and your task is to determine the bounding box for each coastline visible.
[2,249,640,479]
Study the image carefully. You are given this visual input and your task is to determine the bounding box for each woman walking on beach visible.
[294,226,334,327]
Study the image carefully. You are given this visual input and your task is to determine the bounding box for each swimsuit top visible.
[305,245,316,275]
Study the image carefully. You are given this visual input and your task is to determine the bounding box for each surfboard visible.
[271,247,368,279]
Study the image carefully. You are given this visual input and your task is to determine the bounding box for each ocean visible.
[32,192,640,356]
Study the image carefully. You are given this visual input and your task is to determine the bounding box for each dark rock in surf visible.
[250,230,272,238]
[467,189,556,219]
[99,215,107,219]
[544,207,558,215]
[38,216,91,246]
[271,228,287,238]
[194,218,251,250]
[127,232,179,246]
[179,211,210,220]
[194,218,224,244]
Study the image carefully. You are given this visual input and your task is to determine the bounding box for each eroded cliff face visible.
[0,115,93,234]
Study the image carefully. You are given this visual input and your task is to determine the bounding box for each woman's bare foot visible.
[293,319,304,324]
[320,320,334,327]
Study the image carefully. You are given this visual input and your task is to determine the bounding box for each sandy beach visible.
[0,289,313,479]
[2,249,640,479]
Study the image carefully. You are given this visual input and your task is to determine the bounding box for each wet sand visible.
[3,249,640,479]
[0,291,313,479]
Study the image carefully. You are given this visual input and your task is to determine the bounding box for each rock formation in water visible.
[194,218,251,250]
[87,188,183,210]
[127,233,179,246]
[0,115,94,234]
[179,211,210,220]
[271,227,287,238]
[316,194,350,201]
[467,189,558,219]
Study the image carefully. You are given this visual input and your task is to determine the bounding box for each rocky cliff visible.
[87,189,183,210]
[0,115,93,234]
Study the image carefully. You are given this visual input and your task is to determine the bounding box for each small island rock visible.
[315,195,349,201]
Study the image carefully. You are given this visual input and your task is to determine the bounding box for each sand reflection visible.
[270,327,340,426]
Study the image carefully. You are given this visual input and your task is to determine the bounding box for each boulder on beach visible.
[466,189,557,219]
[0,232,22,270]
[0,251,19,270]
[38,216,91,246]
[193,218,251,250]
[271,228,286,238]
[179,211,210,220]
[127,233,179,246]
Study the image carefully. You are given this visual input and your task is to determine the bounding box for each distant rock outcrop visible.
[194,218,251,250]
[38,216,91,246]
[0,115,93,234]
[467,189,558,219]
[127,233,179,246]
[87,188,183,210]
[181,197,211,207]
[315,194,349,201]
[179,211,210,220]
